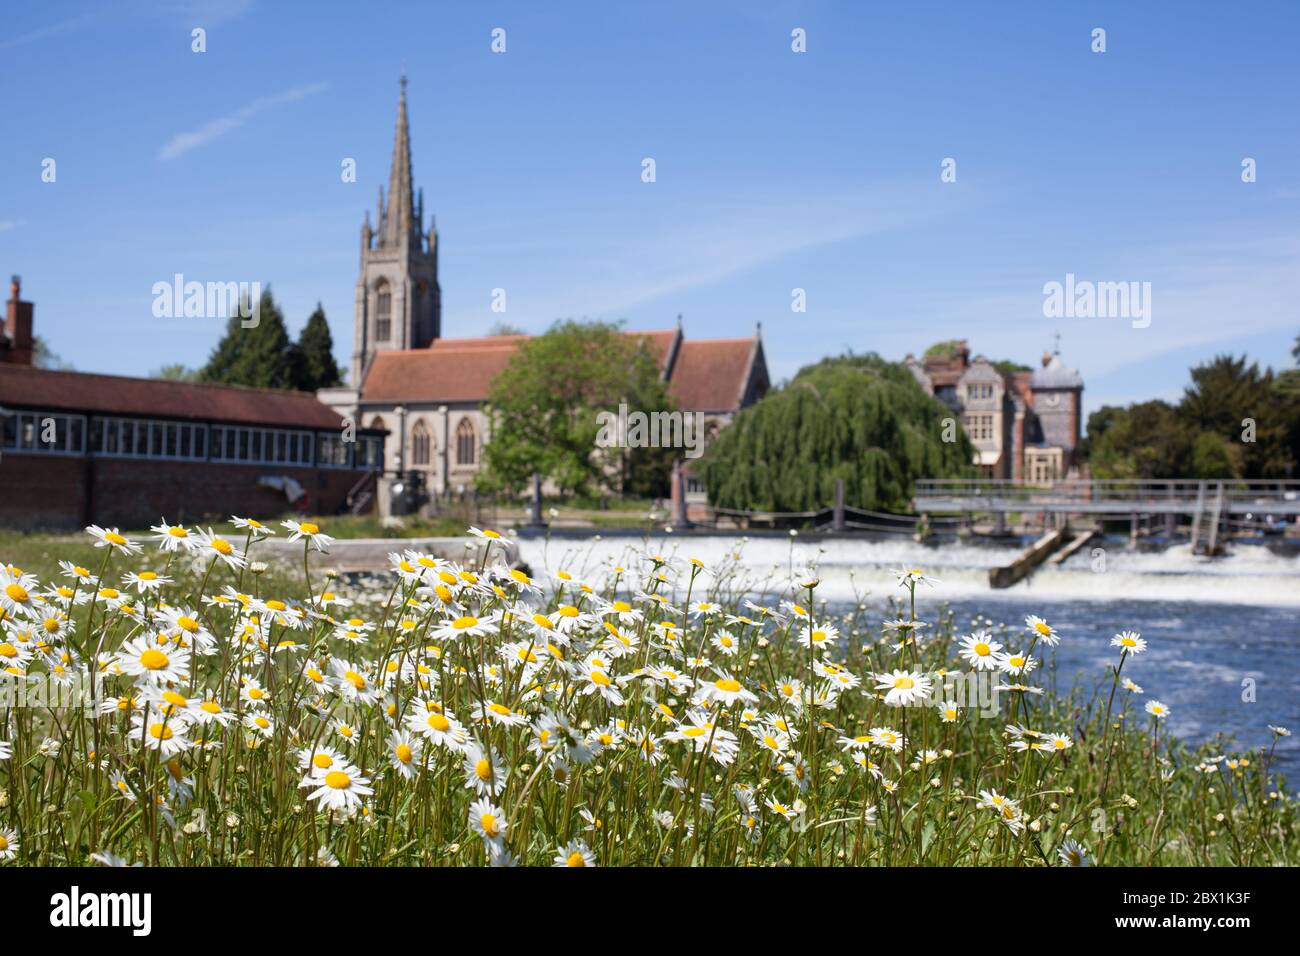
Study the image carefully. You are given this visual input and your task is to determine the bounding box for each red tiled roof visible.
[668,338,758,412]
[0,364,346,429]
[428,335,529,351]
[363,329,687,405]
[361,345,519,403]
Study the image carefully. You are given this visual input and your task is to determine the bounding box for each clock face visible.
[1043,392,1061,408]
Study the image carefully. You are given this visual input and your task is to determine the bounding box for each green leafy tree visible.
[923,340,962,360]
[292,303,342,390]
[151,363,198,381]
[1188,431,1240,478]
[32,336,73,370]
[697,353,976,513]
[477,320,675,497]
[1087,400,1193,479]
[1181,354,1291,478]
[199,288,298,389]
[1086,353,1300,479]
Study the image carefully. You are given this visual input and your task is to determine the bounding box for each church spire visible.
[382,73,416,247]
[353,73,441,386]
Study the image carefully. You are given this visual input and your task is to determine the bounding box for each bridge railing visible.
[914,478,1300,507]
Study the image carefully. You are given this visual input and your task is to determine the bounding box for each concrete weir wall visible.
[989,528,1068,589]
[256,535,520,574]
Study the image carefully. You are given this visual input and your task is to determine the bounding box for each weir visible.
[915,479,1300,555]
[988,528,1070,588]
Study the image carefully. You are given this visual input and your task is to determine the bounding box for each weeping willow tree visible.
[698,353,976,513]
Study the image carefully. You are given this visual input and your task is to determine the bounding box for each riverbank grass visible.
[0,520,1293,866]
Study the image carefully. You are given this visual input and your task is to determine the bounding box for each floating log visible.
[989,528,1069,589]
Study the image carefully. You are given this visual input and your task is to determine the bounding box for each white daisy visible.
[1111,631,1147,655]
[282,519,335,552]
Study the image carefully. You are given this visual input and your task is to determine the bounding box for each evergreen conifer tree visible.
[199,288,297,389]
[292,303,343,390]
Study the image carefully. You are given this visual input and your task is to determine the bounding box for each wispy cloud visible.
[0,12,101,50]
[158,81,327,161]
[163,0,256,26]
[0,221,22,233]
[450,180,965,330]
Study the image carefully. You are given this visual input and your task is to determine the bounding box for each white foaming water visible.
[515,534,1300,607]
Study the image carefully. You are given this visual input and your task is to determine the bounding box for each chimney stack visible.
[3,275,35,366]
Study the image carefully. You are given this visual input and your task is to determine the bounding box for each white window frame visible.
[0,410,89,457]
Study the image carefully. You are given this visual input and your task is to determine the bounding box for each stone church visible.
[319,79,770,510]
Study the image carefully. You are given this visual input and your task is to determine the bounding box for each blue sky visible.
[4,0,1299,422]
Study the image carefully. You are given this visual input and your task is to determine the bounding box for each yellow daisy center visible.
[139,649,169,670]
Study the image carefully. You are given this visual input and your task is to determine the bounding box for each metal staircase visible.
[1189,481,1225,556]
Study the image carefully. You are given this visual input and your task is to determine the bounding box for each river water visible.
[515,533,1300,771]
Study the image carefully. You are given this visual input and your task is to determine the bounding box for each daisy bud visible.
[225,813,240,828]
[249,561,268,574]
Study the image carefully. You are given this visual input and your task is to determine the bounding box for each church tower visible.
[352,75,441,386]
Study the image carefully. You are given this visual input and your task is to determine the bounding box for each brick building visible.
[0,278,385,530]
[904,340,1083,481]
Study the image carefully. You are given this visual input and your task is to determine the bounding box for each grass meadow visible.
[0,518,1293,867]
